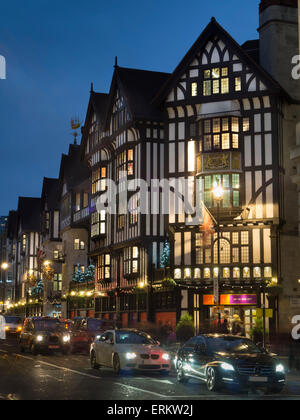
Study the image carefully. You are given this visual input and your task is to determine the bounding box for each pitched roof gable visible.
[153,17,287,104]
[104,66,171,126]
[17,197,41,232]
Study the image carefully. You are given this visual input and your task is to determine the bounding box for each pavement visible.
[0,337,300,400]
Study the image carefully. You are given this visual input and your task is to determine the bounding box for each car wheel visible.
[206,367,220,392]
[91,351,100,370]
[113,354,121,375]
[177,363,188,383]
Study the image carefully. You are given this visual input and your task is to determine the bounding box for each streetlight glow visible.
[212,181,224,201]
[1,262,8,270]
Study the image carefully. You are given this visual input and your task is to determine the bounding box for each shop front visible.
[193,292,269,338]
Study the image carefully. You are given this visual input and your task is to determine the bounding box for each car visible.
[19,317,71,355]
[90,329,171,375]
[70,318,114,354]
[4,316,23,335]
[175,334,286,393]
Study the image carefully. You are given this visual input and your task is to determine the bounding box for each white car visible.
[90,329,171,375]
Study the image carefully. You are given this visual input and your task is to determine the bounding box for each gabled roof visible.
[41,178,60,211]
[58,144,90,194]
[7,211,18,239]
[17,197,41,232]
[104,66,171,126]
[153,17,287,105]
[80,91,109,158]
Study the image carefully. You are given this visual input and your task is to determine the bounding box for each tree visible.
[160,240,170,269]
[176,314,195,343]
[72,265,95,283]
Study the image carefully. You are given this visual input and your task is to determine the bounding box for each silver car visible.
[90,329,171,375]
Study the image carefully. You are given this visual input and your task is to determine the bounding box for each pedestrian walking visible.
[0,310,6,341]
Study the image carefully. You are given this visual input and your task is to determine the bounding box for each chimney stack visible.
[258,0,299,100]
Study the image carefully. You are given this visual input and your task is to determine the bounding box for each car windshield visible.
[33,320,63,332]
[88,319,110,331]
[5,316,22,324]
[207,337,262,354]
[115,331,156,345]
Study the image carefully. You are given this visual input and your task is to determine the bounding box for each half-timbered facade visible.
[40,178,63,317]
[81,0,299,335]
[58,144,91,318]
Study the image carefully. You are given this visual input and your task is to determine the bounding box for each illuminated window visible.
[241,247,249,264]
[232,248,239,263]
[243,267,251,278]
[204,268,211,279]
[235,77,242,92]
[254,267,262,278]
[203,67,229,96]
[241,232,249,245]
[233,267,241,278]
[174,269,182,280]
[214,239,231,264]
[205,249,212,264]
[184,268,192,279]
[222,133,230,149]
[194,268,201,279]
[232,232,239,245]
[96,254,111,283]
[53,274,62,292]
[213,268,219,279]
[223,268,230,279]
[74,239,85,251]
[124,247,139,276]
[202,174,241,209]
[191,82,198,97]
[243,118,250,132]
[264,267,272,278]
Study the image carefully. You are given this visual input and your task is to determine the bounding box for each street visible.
[0,337,299,401]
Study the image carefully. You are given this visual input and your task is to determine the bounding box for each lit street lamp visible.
[212,181,224,328]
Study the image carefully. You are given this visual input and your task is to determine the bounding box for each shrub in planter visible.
[176,314,195,343]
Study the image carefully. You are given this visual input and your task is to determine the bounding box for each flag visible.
[200,203,216,245]
[37,247,46,269]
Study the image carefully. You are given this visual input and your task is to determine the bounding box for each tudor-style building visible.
[58,144,91,318]
[81,0,299,336]
[40,177,63,317]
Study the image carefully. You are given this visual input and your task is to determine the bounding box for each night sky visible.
[0,0,259,215]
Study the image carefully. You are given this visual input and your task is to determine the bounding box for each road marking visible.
[0,350,297,399]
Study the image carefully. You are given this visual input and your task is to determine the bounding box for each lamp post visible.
[1,262,9,311]
[212,181,224,329]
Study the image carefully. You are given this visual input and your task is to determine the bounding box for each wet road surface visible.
[0,338,299,400]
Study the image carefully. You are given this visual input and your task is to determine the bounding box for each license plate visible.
[249,376,268,383]
[49,345,60,349]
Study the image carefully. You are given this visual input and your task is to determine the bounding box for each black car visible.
[19,317,71,355]
[175,334,286,393]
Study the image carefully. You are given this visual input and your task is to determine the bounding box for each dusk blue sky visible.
[0,0,259,215]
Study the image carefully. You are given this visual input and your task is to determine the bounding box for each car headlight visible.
[63,335,70,343]
[126,352,137,360]
[276,364,285,374]
[162,353,170,361]
[36,335,44,342]
[221,362,235,372]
